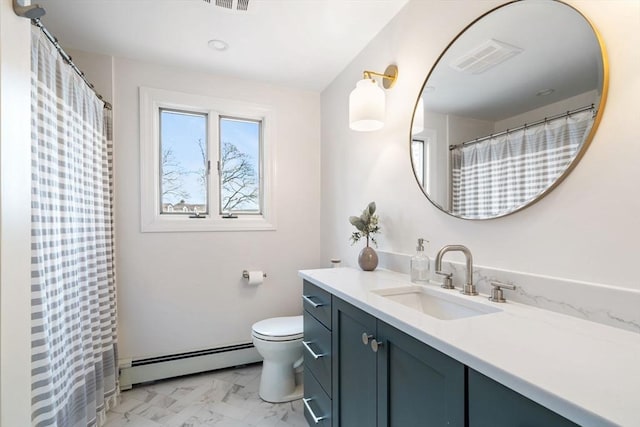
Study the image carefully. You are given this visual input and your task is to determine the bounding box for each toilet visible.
[251,315,304,403]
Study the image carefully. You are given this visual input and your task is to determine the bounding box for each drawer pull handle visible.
[303,295,325,308]
[303,397,327,424]
[302,340,326,359]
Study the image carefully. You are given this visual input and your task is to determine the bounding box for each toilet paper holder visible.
[242,270,267,279]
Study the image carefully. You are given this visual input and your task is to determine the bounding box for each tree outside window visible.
[159,110,261,216]
[219,117,261,214]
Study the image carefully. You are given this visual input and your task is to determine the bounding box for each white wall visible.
[112,57,322,360]
[320,0,640,292]
[447,114,494,146]
[495,90,599,131]
[0,0,33,424]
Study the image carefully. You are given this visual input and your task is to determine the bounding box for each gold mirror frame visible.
[410,0,608,220]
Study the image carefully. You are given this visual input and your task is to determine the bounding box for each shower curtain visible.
[30,26,118,427]
[451,110,594,218]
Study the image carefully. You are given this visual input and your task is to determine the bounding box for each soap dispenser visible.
[410,238,430,284]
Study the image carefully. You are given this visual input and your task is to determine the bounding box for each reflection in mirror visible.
[410,0,607,219]
[411,138,424,187]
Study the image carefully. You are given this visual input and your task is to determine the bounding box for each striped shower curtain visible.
[30,25,118,427]
[451,110,594,218]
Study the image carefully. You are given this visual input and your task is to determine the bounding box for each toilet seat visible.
[252,316,303,342]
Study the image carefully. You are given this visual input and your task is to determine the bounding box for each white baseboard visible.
[119,344,262,390]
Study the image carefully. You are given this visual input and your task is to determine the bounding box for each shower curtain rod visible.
[13,1,112,110]
[449,104,596,151]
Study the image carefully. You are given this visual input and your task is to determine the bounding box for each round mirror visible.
[410,0,607,220]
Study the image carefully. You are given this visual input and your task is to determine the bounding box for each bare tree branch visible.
[161,147,190,202]
[220,142,258,211]
[195,138,207,190]
[162,139,258,212]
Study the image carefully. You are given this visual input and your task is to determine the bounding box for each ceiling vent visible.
[450,39,523,74]
[203,0,250,12]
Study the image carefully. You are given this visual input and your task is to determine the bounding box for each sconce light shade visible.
[412,97,424,134]
[349,79,385,131]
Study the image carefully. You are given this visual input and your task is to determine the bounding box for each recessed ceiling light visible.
[208,39,229,51]
[536,89,555,96]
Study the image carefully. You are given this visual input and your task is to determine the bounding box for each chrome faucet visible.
[434,245,477,295]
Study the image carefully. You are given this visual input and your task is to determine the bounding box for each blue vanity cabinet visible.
[309,282,581,427]
[303,280,333,426]
[331,297,465,427]
[468,369,579,427]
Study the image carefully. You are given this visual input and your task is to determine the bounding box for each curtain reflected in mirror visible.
[450,108,595,218]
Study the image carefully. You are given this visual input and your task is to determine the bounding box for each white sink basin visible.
[371,285,502,320]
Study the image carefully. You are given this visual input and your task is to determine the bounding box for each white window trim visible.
[139,86,276,232]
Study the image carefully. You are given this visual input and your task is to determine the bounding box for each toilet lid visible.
[252,316,303,342]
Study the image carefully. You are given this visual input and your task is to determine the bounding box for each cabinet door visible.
[332,297,377,427]
[468,369,579,427]
[377,321,465,427]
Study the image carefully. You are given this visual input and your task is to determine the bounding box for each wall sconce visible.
[349,64,398,132]
[412,97,424,134]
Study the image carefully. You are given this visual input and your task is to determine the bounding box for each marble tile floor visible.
[104,363,308,427]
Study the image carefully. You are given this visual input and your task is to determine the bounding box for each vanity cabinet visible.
[305,282,579,427]
[468,369,579,427]
[332,297,465,427]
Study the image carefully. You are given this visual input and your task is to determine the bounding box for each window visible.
[219,117,261,215]
[412,132,434,195]
[140,87,275,232]
[160,109,208,215]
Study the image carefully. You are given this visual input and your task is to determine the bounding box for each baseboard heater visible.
[118,343,262,390]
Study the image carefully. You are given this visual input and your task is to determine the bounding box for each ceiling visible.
[423,1,603,121]
[35,0,409,91]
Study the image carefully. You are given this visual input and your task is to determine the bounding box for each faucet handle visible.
[489,281,516,303]
[435,271,455,289]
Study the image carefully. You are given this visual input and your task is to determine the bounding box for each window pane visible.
[160,109,208,214]
[219,117,261,214]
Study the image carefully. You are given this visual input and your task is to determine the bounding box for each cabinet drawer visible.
[304,368,332,427]
[304,310,332,396]
[303,280,332,329]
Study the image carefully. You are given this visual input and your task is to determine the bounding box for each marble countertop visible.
[299,267,640,427]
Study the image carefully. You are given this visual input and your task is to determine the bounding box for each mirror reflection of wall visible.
[410,0,607,220]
